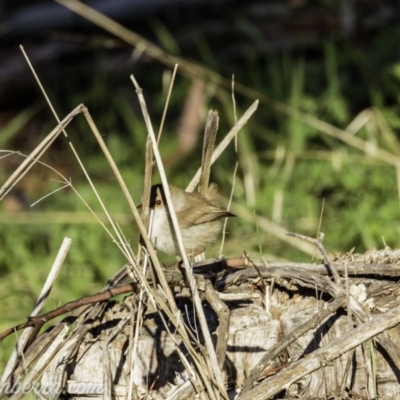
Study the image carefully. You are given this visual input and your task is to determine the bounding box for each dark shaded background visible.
[1,0,400,113]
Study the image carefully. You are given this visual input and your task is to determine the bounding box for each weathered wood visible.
[240,301,400,400]
[240,293,347,395]
[4,249,400,399]
[204,280,230,371]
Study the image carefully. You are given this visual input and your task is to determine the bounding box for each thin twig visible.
[219,162,238,257]
[286,231,342,286]
[0,283,138,343]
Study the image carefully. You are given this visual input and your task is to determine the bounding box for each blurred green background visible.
[1,0,400,369]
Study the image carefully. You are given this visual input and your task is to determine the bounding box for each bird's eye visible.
[156,200,162,206]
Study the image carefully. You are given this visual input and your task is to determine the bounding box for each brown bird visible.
[148,184,235,256]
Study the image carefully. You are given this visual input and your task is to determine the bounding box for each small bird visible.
[148,184,235,256]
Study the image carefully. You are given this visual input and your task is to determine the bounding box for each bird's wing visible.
[180,204,235,226]
[194,210,235,225]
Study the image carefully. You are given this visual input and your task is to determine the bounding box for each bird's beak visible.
[137,202,155,209]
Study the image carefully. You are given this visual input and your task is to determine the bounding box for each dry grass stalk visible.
[198,110,219,195]
[228,200,317,256]
[0,238,71,391]
[186,100,258,192]
[0,106,79,201]
[140,65,178,235]
[130,75,227,399]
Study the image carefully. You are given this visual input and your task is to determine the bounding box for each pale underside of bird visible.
[148,184,235,256]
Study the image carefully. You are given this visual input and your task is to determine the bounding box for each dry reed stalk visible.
[140,65,178,235]
[130,75,226,399]
[6,327,70,400]
[126,257,148,400]
[219,76,239,257]
[21,47,137,264]
[286,232,341,286]
[228,201,317,256]
[198,110,219,195]
[0,106,78,201]
[0,238,71,392]
[186,100,258,192]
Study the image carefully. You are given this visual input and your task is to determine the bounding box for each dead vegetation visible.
[3,245,400,399]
